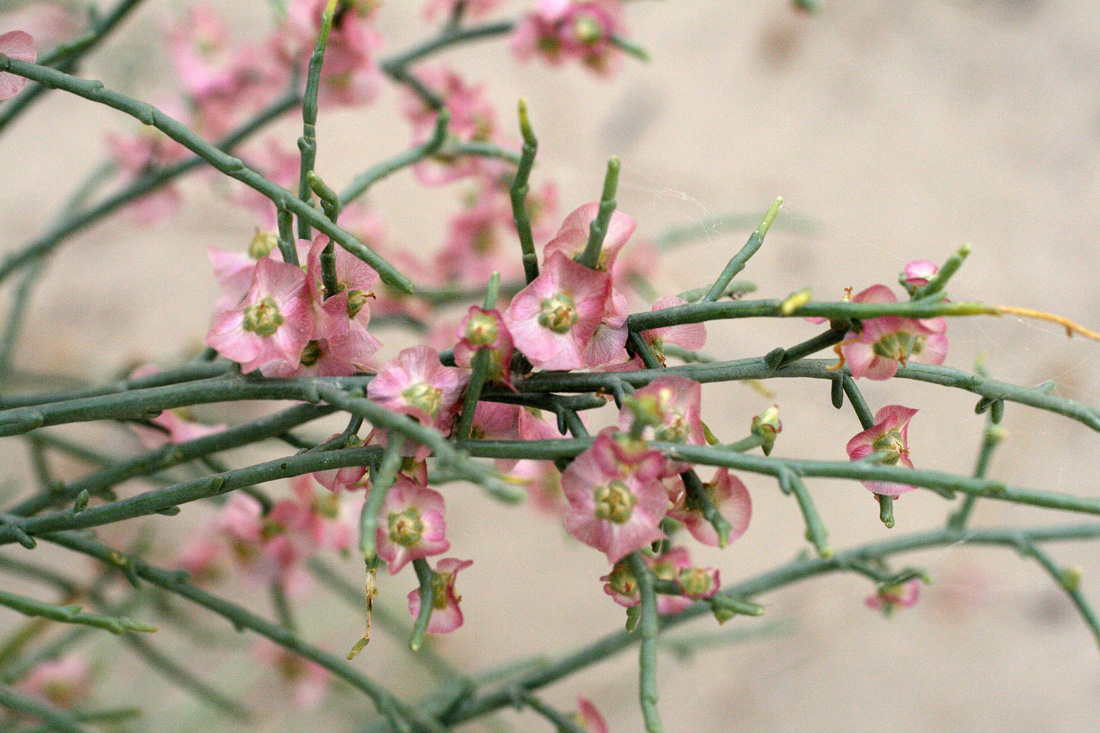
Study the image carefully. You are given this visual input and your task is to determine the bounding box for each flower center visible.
[402,381,444,417]
[465,312,499,347]
[679,567,716,598]
[573,13,603,44]
[299,341,323,367]
[538,292,578,334]
[248,230,277,259]
[872,429,907,464]
[346,289,374,319]
[242,297,284,336]
[387,509,424,547]
[654,411,690,442]
[430,572,450,610]
[872,332,924,363]
[594,480,636,523]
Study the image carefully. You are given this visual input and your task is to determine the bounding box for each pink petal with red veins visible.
[853,284,897,304]
[0,31,35,100]
[873,404,919,429]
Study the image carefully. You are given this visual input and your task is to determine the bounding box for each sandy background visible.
[2,0,1100,730]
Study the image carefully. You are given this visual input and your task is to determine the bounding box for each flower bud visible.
[750,405,782,456]
[248,230,278,259]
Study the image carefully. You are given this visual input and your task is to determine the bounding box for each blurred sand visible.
[2,0,1100,730]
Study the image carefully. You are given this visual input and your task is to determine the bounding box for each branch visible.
[0,57,415,293]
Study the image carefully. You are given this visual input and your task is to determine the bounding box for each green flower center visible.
[430,572,450,610]
[299,341,323,367]
[346,289,372,319]
[654,410,690,443]
[242,297,284,336]
[872,332,925,362]
[538,293,578,334]
[678,567,714,597]
[465,312,499,347]
[248,231,278,259]
[402,381,443,417]
[573,13,603,44]
[594,480,636,524]
[872,429,907,464]
[387,509,424,547]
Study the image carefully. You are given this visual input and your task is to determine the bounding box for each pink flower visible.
[543,202,636,273]
[509,459,565,514]
[511,1,626,75]
[252,638,331,709]
[0,31,35,100]
[176,534,226,585]
[469,401,560,470]
[901,260,938,292]
[404,67,505,186]
[647,547,695,614]
[407,557,473,634]
[233,140,303,227]
[368,346,468,433]
[376,477,450,574]
[839,285,948,380]
[574,697,610,733]
[503,251,614,371]
[275,0,384,107]
[312,437,368,492]
[454,307,515,388]
[206,257,315,374]
[865,579,921,613]
[562,432,669,563]
[435,187,527,285]
[105,122,190,223]
[667,468,752,547]
[216,478,355,589]
[676,565,721,601]
[638,295,707,363]
[845,405,919,496]
[620,375,706,476]
[15,656,91,709]
[126,366,226,448]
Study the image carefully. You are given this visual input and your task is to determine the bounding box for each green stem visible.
[0,589,155,634]
[577,157,621,270]
[0,360,233,411]
[517,691,585,733]
[0,88,301,285]
[515,357,1100,434]
[10,403,334,517]
[313,383,521,502]
[779,469,831,557]
[0,0,146,134]
[409,559,435,652]
[1020,543,1100,651]
[43,531,445,733]
[948,418,1004,530]
[0,684,89,733]
[510,100,540,284]
[680,470,731,548]
[359,435,405,560]
[441,521,1100,725]
[701,198,782,302]
[0,58,414,293]
[0,445,383,546]
[460,437,1100,518]
[381,20,515,71]
[913,243,971,301]
[627,553,663,733]
[340,110,450,208]
[626,297,998,331]
[296,0,339,240]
